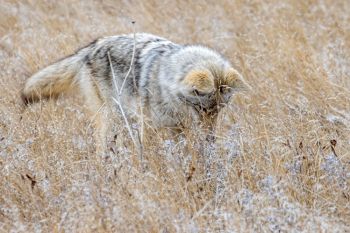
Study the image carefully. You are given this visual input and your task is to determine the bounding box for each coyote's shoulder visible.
[22,33,246,151]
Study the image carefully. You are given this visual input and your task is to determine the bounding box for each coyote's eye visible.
[219,85,230,93]
[192,89,206,96]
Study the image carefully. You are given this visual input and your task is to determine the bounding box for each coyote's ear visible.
[224,68,249,91]
[182,70,215,94]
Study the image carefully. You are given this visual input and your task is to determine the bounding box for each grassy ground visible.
[1,0,349,232]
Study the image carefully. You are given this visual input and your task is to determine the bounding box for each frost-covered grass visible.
[1,0,350,232]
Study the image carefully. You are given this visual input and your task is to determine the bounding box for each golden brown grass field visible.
[1,0,350,232]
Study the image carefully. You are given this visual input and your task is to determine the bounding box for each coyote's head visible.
[180,67,245,115]
[168,46,247,125]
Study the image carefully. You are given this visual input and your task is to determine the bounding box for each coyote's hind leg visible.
[77,69,110,155]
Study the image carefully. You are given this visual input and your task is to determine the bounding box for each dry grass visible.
[1,0,350,232]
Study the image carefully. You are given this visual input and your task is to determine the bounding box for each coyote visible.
[22,33,246,152]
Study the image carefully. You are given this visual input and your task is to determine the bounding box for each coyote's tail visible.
[21,51,87,105]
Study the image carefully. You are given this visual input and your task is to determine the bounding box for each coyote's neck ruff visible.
[22,33,245,151]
